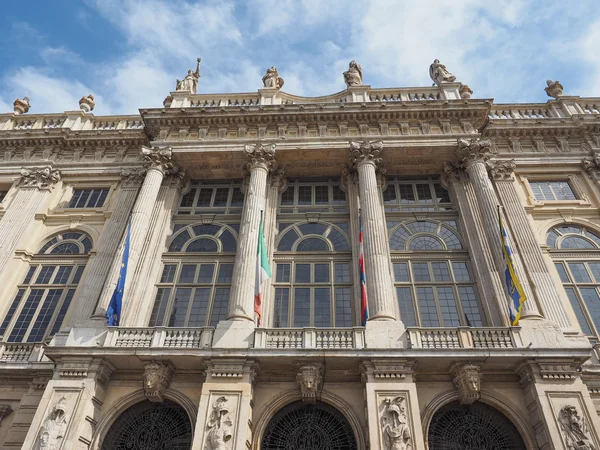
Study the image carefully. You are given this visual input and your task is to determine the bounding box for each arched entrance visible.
[428,401,527,450]
[262,401,357,450]
[101,399,192,450]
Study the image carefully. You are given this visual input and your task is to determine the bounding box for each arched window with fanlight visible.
[0,231,92,342]
[547,224,600,335]
[148,223,238,328]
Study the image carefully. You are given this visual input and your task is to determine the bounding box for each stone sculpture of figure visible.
[545,79,564,98]
[35,396,68,450]
[381,397,412,450]
[343,60,363,87]
[452,363,481,405]
[176,58,201,94]
[13,96,31,115]
[558,405,597,450]
[205,396,233,450]
[429,59,456,86]
[262,66,284,89]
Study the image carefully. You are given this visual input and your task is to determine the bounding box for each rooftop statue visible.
[343,60,363,87]
[13,96,31,115]
[176,58,201,94]
[79,94,95,113]
[429,59,456,86]
[262,66,284,89]
[545,79,564,98]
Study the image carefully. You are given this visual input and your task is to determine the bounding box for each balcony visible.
[253,327,365,349]
[407,327,523,349]
[0,342,47,363]
[104,326,214,349]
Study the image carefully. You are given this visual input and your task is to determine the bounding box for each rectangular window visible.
[278,179,347,212]
[384,177,451,211]
[177,181,244,214]
[68,189,109,208]
[529,181,577,201]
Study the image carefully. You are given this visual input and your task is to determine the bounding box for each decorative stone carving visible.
[20,166,61,189]
[456,138,495,168]
[441,161,462,187]
[558,405,597,450]
[262,66,284,89]
[459,84,473,99]
[545,79,564,99]
[487,159,516,180]
[429,59,456,86]
[270,166,287,192]
[583,154,600,179]
[243,143,276,171]
[13,96,31,114]
[296,364,323,404]
[176,58,201,94]
[348,140,384,170]
[35,396,68,450]
[163,95,173,108]
[143,361,173,403]
[141,146,180,175]
[452,363,481,405]
[79,94,95,113]
[205,396,233,450]
[0,404,13,425]
[120,168,146,186]
[381,397,412,450]
[343,60,363,87]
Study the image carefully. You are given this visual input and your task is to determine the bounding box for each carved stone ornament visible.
[487,159,516,180]
[35,396,68,450]
[296,364,323,404]
[459,84,473,99]
[452,363,481,405]
[558,405,597,450]
[381,397,412,450]
[349,140,384,170]
[583,155,600,178]
[13,96,31,114]
[205,396,233,450]
[163,95,173,108]
[343,60,363,87]
[262,66,284,89]
[141,146,180,175]
[456,138,495,169]
[0,404,13,426]
[270,166,287,191]
[20,166,61,189]
[143,361,173,403]
[176,57,201,94]
[243,143,276,171]
[441,161,461,186]
[545,79,564,99]
[79,94,95,113]
[120,168,146,186]
[429,59,456,86]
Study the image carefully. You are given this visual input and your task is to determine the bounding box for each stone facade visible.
[0,69,599,450]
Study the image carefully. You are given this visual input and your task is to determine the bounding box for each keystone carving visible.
[0,404,12,426]
[141,146,180,175]
[79,94,95,113]
[13,96,31,114]
[296,364,323,404]
[456,138,495,169]
[348,140,384,170]
[487,159,516,180]
[35,396,68,450]
[452,363,481,405]
[20,166,61,189]
[205,396,233,450]
[545,79,564,99]
[243,143,276,171]
[381,396,412,450]
[558,405,597,450]
[143,361,173,403]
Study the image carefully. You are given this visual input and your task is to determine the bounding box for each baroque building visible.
[0,60,599,449]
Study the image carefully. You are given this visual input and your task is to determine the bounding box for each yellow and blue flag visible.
[498,208,526,325]
[107,220,131,326]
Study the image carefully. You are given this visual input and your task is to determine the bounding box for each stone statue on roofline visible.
[429,59,456,86]
[344,60,363,87]
[262,66,284,89]
[13,97,31,115]
[79,94,95,113]
[176,58,201,94]
[545,79,563,98]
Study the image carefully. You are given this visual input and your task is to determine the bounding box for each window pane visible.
[72,266,85,284]
[178,264,197,283]
[554,263,570,283]
[69,189,83,208]
[35,266,56,284]
[432,262,451,281]
[197,264,215,283]
[393,263,410,282]
[458,286,483,326]
[23,266,37,284]
[561,236,595,249]
[220,230,237,252]
[565,288,593,335]
[274,288,290,327]
[335,263,350,283]
[180,187,197,207]
[87,189,101,208]
[169,230,191,252]
[328,229,350,251]
[217,264,234,283]
[412,263,431,282]
[580,288,600,334]
[298,223,327,235]
[568,263,592,282]
[280,187,294,205]
[50,289,75,336]
[186,238,218,253]
[314,264,330,283]
[415,183,433,203]
[188,288,210,326]
[382,185,397,204]
[293,288,311,327]
[169,288,192,327]
[210,288,230,326]
[589,263,600,283]
[276,264,291,283]
[398,185,416,204]
[295,264,311,283]
[8,289,44,342]
[409,236,444,250]
[416,287,438,327]
[434,183,451,203]
[314,186,329,204]
[97,189,109,207]
[397,287,417,327]
[27,289,63,342]
[298,186,312,205]
[160,265,177,283]
[277,229,299,251]
[314,288,331,327]
[437,287,460,326]
[335,288,352,327]
[213,188,229,207]
[0,289,25,335]
[53,266,73,284]
[230,188,244,206]
[149,288,172,326]
[196,188,213,207]
[332,185,346,204]
[452,262,471,282]
[297,238,329,252]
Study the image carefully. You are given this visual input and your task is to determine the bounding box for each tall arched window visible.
[548,224,600,335]
[0,231,91,342]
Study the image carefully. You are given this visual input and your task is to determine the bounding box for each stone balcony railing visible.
[407,327,524,349]
[104,326,214,349]
[0,342,47,363]
[488,97,600,121]
[0,113,144,133]
[254,327,366,349]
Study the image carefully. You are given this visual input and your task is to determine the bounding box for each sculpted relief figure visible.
[35,396,68,450]
[452,363,481,405]
[558,405,597,450]
[176,58,201,94]
[343,60,363,87]
[429,59,456,86]
[262,66,284,89]
[205,396,233,450]
[143,361,173,402]
[296,364,323,404]
[381,397,412,450]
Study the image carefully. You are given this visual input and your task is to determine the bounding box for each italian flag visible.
[254,215,272,326]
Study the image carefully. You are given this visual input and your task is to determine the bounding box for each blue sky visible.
[1,0,599,115]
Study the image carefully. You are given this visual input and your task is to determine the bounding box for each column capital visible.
[270,166,287,191]
[164,169,189,192]
[487,159,516,181]
[456,138,496,169]
[120,167,146,187]
[441,161,462,187]
[348,140,384,170]
[244,142,276,171]
[19,165,61,189]
[141,145,180,175]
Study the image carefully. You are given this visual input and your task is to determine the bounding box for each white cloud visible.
[40,46,84,66]
[575,19,600,97]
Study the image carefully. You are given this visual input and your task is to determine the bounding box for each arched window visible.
[547,224,600,335]
[149,223,238,328]
[273,221,352,327]
[388,219,485,327]
[0,231,91,342]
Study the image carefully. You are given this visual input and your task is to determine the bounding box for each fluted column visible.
[227,143,275,321]
[349,141,397,321]
[342,167,363,324]
[456,138,541,319]
[490,160,571,328]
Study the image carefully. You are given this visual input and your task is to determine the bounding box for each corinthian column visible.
[456,139,540,319]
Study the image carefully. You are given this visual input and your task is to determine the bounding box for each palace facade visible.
[0,61,600,449]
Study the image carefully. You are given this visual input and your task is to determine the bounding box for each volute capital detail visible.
[244,142,276,171]
[141,146,180,175]
[456,138,496,169]
[487,159,516,181]
[348,140,384,170]
[20,166,61,189]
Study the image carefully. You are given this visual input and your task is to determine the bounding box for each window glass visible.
[68,189,109,208]
[530,181,577,201]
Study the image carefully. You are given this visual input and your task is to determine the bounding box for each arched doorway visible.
[101,399,192,450]
[262,401,357,450]
[428,401,527,450]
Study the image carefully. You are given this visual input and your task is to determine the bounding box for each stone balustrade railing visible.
[407,327,523,349]
[0,342,46,363]
[104,327,214,349]
[0,113,144,132]
[489,98,600,120]
[254,327,365,349]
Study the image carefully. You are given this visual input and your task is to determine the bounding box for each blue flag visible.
[107,221,131,326]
